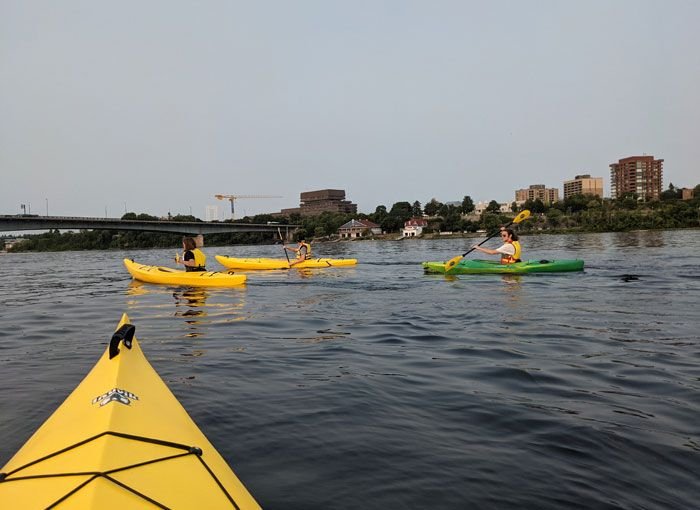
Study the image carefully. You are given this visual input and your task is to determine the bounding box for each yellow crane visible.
[214,194,282,219]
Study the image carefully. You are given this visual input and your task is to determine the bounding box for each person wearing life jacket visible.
[284,239,312,267]
[472,228,522,264]
[176,236,207,272]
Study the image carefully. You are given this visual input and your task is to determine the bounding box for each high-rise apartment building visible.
[515,184,559,205]
[609,156,663,200]
[563,175,604,199]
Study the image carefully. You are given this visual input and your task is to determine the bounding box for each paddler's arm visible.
[473,245,500,255]
[176,251,196,268]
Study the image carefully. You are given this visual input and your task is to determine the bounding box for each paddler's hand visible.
[174,253,180,263]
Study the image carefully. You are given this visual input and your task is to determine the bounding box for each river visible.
[1,230,699,509]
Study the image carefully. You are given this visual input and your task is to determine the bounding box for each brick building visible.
[609,156,663,200]
[563,175,604,199]
[279,189,358,217]
[515,185,559,205]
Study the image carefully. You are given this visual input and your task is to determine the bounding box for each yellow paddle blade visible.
[513,209,531,223]
[444,255,463,271]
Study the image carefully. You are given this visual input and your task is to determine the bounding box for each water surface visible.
[1,231,699,508]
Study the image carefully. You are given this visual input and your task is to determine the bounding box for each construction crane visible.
[215,194,282,219]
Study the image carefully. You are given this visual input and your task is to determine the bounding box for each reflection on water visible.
[294,268,314,279]
[611,230,667,248]
[173,288,209,316]
[173,288,208,337]
[126,280,149,296]
[565,232,605,251]
[124,281,248,336]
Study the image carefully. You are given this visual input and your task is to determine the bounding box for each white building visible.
[474,201,511,214]
[401,218,429,237]
[205,205,220,222]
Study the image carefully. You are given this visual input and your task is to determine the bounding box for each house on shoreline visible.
[401,218,428,237]
[338,219,381,239]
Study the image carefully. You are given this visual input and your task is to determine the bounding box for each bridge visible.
[0,215,298,237]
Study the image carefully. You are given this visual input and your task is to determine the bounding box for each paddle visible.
[278,228,290,264]
[444,210,531,272]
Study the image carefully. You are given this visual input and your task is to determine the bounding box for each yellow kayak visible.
[0,313,261,509]
[124,259,246,287]
[215,255,358,270]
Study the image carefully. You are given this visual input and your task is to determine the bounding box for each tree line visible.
[7,183,700,252]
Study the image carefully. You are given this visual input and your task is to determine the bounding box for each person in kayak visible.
[472,228,522,264]
[284,239,312,267]
[176,236,207,271]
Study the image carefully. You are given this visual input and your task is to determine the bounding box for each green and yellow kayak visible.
[215,255,357,270]
[423,259,584,274]
[0,313,261,509]
[124,259,246,287]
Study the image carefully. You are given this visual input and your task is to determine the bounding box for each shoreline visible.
[5,226,698,253]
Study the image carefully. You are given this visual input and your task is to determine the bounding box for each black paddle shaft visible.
[459,222,514,258]
[278,228,290,263]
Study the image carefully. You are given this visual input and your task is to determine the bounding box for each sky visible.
[1,1,698,220]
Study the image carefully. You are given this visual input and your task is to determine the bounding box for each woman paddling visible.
[472,228,522,264]
[284,239,312,267]
[176,236,207,271]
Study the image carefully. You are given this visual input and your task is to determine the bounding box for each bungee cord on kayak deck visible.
[1,430,242,510]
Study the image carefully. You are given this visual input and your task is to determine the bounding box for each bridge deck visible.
[0,216,298,235]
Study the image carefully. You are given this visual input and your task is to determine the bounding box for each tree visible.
[381,202,413,232]
[522,198,546,214]
[563,193,596,213]
[411,201,423,217]
[137,213,160,221]
[481,213,505,232]
[461,196,475,214]
[439,203,460,217]
[547,208,562,227]
[424,198,443,216]
[660,183,682,201]
[618,192,638,210]
[370,205,388,226]
[442,210,462,231]
[486,200,501,213]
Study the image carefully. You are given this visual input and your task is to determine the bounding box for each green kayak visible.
[423,259,584,275]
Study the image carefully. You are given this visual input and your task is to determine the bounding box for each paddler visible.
[175,236,207,271]
[472,228,522,264]
[284,239,312,267]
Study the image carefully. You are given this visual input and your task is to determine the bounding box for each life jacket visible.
[500,240,522,264]
[299,242,312,259]
[185,248,207,271]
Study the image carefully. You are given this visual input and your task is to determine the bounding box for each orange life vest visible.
[500,240,522,264]
[299,242,312,259]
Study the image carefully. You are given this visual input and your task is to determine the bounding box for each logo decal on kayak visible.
[92,388,139,407]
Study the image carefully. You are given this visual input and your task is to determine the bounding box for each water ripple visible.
[1,233,699,509]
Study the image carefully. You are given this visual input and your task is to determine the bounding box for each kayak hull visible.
[423,259,585,274]
[124,259,246,287]
[216,255,358,270]
[0,313,260,509]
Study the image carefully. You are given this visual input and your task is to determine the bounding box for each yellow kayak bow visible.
[0,314,261,509]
